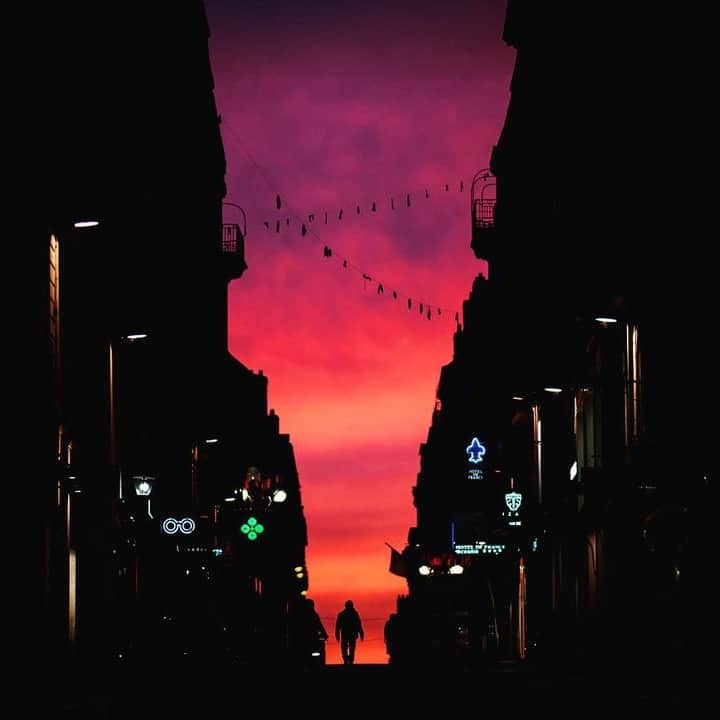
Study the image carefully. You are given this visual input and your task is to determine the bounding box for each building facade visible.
[390,0,711,674]
[14,2,310,673]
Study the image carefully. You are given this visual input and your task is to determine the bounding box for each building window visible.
[624,323,643,447]
[575,388,602,476]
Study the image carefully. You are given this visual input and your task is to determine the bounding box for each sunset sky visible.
[205,0,513,663]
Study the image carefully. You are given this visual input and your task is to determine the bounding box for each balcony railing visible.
[222,223,247,279]
[472,198,496,229]
[471,169,496,261]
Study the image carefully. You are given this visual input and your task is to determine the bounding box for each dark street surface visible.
[48,657,703,718]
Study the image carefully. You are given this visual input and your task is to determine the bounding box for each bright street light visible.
[133,476,154,496]
[133,475,155,518]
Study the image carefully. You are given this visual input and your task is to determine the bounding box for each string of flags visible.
[219,117,464,324]
[263,180,469,323]
[266,183,468,323]
[267,179,466,233]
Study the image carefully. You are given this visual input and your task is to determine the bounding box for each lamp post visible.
[191,434,222,507]
[50,218,101,649]
[133,474,155,518]
[110,332,149,500]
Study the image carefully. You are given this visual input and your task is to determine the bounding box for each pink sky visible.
[205,0,513,663]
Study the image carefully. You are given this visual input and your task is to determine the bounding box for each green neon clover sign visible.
[240,516,265,541]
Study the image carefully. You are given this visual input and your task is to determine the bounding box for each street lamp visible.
[134,477,153,496]
[109,332,149,500]
[133,475,155,518]
[49,219,102,647]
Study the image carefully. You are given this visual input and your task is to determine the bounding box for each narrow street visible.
[52,658,697,718]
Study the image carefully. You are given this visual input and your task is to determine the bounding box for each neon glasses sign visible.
[162,517,196,535]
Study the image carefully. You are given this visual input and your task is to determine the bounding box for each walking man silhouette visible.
[335,600,364,665]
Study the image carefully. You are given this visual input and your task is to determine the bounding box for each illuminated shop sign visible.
[466,438,486,480]
[454,542,505,555]
[175,546,223,556]
[162,517,196,535]
[466,438,486,464]
[503,491,522,526]
[240,516,265,541]
[505,491,522,512]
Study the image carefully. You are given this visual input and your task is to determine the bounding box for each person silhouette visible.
[289,597,328,666]
[335,600,364,665]
[384,613,399,664]
[305,598,329,641]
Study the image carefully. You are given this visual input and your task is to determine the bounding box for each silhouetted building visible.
[391,0,711,674]
[391,270,535,667]
[16,1,309,673]
[487,0,712,675]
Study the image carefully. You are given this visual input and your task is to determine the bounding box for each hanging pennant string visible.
[218,119,463,324]
[303,208,462,323]
[284,200,463,322]
[264,175,466,231]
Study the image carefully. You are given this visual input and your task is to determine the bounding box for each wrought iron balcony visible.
[471,169,496,261]
[222,223,247,280]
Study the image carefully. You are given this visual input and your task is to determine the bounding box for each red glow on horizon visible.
[207,0,513,663]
